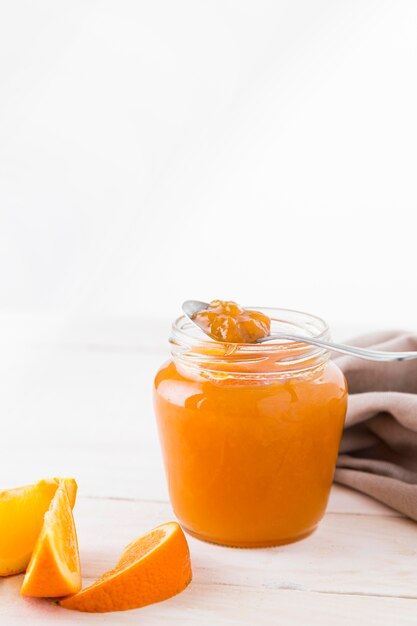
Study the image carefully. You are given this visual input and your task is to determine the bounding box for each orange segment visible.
[0,478,77,576]
[60,521,192,613]
[21,479,81,598]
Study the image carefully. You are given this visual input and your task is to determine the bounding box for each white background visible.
[1,1,416,333]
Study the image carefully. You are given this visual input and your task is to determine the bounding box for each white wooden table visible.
[1,316,416,625]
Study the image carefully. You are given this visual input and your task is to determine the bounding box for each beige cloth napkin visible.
[333,330,417,520]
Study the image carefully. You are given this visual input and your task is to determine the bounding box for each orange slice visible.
[0,478,77,576]
[21,479,81,597]
[60,521,192,612]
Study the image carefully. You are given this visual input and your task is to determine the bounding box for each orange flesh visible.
[154,313,347,547]
[60,522,192,613]
[0,478,77,577]
[193,300,271,343]
[21,479,81,597]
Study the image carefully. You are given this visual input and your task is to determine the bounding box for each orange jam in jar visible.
[154,307,347,547]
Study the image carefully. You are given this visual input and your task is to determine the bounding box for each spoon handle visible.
[259,334,417,362]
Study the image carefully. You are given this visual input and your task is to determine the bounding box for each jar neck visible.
[170,307,331,381]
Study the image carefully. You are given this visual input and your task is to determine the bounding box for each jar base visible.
[181,524,318,548]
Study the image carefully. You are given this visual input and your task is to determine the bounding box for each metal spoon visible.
[182,300,417,362]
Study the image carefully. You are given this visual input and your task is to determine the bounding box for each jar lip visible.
[171,306,329,352]
[170,307,331,379]
[170,307,331,381]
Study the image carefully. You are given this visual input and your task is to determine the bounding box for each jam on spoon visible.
[192,299,271,344]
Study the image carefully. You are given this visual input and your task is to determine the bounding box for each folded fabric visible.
[333,330,417,521]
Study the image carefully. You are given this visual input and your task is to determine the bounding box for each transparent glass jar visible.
[153,308,347,547]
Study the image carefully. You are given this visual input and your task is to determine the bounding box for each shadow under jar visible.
[153,308,347,548]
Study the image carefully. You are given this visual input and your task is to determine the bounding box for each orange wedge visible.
[60,521,192,612]
[0,478,77,576]
[21,479,81,597]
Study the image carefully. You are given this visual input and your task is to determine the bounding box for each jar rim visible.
[170,307,331,378]
[172,306,329,347]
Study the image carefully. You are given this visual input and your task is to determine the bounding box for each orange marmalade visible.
[193,300,271,343]
[154,306,347,547]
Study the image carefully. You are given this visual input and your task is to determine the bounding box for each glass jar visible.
[153,308,347,547]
